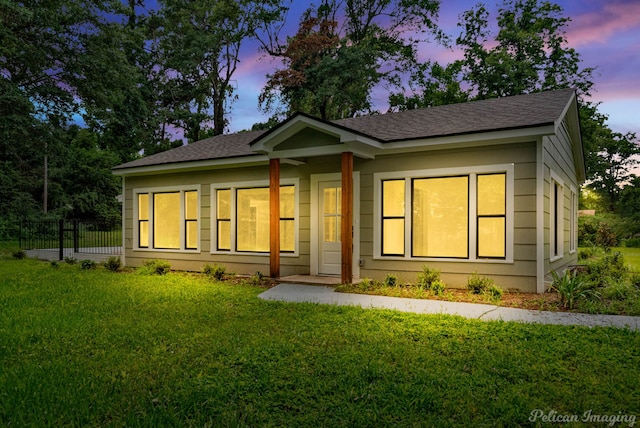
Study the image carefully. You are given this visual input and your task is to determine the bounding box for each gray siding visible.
[543,118,580,284]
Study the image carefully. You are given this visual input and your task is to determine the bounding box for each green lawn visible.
[1,259,639,427]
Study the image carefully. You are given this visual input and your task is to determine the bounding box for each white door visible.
[319,180,342,275]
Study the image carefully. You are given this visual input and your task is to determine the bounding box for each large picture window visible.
[413,176,468,258]
[213,181,297,254]
[135,187,200,251]
[375,166,512,262]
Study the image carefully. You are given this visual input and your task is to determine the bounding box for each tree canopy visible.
[0,0,638,237]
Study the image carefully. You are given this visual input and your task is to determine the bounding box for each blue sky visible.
[225,0,640,138]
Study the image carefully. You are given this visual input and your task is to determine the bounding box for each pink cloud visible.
[566,1,640,47]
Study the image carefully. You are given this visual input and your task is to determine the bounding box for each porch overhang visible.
[250,113,383,160]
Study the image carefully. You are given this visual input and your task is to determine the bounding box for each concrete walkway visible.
[259,283,640,330]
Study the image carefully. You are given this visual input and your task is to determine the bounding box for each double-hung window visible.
[375,165,512,262]
[135,186,200,251]
[212,180,298,255]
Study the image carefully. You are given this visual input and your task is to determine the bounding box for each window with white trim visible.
[212,180,297,254]
[375,166,512,261]
[135,187,200,251]
[550,174,564,260]
[570,187,577,253]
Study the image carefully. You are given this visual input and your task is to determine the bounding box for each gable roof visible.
[113,89,578,172]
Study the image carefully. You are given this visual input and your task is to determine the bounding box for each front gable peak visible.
[250,113,382,159]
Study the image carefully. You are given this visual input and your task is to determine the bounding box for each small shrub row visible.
[202,264,226,280]
[138,259,171,275]
[346,268,502,301]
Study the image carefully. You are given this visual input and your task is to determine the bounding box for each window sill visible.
[210,251,299,258]
[134,248,201,254]
[372,256,514,264]
[550,254,564,263]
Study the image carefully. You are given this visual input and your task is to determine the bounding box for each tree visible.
[389,61,469,111]
[580,103,640,210]
[456,0,594,99]
[260,0,443,120]
[158,0,288,140]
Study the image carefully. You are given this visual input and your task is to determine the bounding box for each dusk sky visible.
[226,0,640,138]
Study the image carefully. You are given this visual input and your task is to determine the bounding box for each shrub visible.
[431,279,446,296]
[630,273,640,290]
[467,273,493,294]
[249,271,265,286]
[103,256,121,272]
[417,266,440,290]
[550,269,598,309]
[584,251,628,288]
[578,247,596,260]
[384,273,398,287]
[623,237,640,248]
[11,250,26,259]
[81,259,97,270]
[203,264,226,280]
[486,284,503,301]
[139,259,171,275]
[595,222,617,252]
[357,278,376,292]
[64,256,77,265]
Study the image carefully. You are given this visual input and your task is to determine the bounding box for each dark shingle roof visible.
[331,88,574,141]
[114,89,575,171]
[113,130,266,170]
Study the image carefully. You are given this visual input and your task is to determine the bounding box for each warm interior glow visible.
[237,188,270,252]
[323,187,341,243]
[185,191,198,249]
[477,173,506,258]
[154,192,180,249]
[478,217,505,257]
[280,186,295,252]
[217,189,231,250]
[138,193,149,247]
[413,176,468,257]
[477,174,505,215]
[382,180,405,255]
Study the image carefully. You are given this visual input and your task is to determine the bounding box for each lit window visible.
[382,179,405,255]
[413,176,468,258]
[237,188,270,252]
[185,191,198,250]
[477,173,506,258]
[280,186,295,252]
[138,193,149,248]
[231,185,296,253]
[136,189,199,251]
[154,193,180,249]
[216,189,231,251]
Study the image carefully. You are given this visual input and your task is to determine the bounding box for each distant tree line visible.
[1,0,637,239]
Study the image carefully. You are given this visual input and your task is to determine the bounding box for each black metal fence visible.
[20,218,122,260]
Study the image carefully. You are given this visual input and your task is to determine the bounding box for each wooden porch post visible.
[269,158,280,278]
[341,152,353,284]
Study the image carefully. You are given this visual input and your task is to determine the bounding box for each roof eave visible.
[112,154,268,177]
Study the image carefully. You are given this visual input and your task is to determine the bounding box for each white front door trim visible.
[310,172,360,278]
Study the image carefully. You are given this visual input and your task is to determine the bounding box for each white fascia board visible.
[112,155,269,177]
[381,125,556,154]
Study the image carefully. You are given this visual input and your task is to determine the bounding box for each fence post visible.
[73,219,79,253]
[58,218,64,261]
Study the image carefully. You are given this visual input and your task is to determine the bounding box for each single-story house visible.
[113,88,584,293]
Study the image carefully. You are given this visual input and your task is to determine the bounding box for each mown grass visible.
[1,259,639,427]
